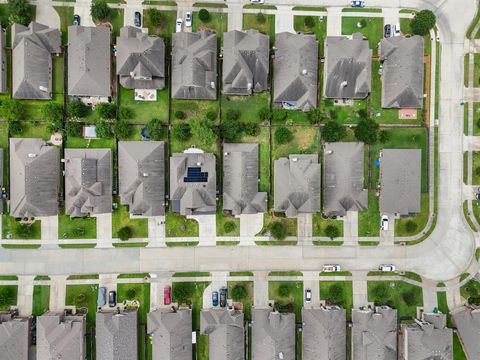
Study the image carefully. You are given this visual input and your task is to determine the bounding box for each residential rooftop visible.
[0,312,31,360]
[452,306,480,360]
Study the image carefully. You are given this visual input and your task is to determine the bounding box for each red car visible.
[164,286,171,305]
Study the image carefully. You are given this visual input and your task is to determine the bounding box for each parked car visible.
[73,14,80,26]
[176,18,183,33]
[134,11,141,27]
[384,24,391,38]
[164,286,171,305]
[305,289,312,304]
[219,288,227,307]
[185,11,192,27]
[212,291,219,307]
[97,287,106,307]
[323,264,341,273]
[350,0,365,8]
[250,0,265,3]
[108,291,116,307]
[379,264,396,272]
[380,215,389,231]
[394,23,401,36]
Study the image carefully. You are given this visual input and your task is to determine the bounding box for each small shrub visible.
[256,12,266,24]
[76,292,86,304]
[191,118,217,146]
[220,119,242,142]
[96,103,116,120]
[324,225,340,240]
[91,0,111,21]
[379,130,391,144]
[231,284,247,300]
[468,295,480,305]
[223,221,236,234]
[322,121,346,142]
[118,226,132,241]
[66,122,83,138]
[126,287,137,299]
[174,110,186,120]
[274,127,293,145]
[278,283,291,297]
[72,227,85,237]
[8,120,22,135]
[68,100,90,118]
[371,282,390,304]
[198,8,210,22]
[304,16,315,28]
[171,123,191,141]
[146,118,164,141]
[95,120,112,138]
[243,122,260,136]
[358,19,367,28]
[258,107,271,122]
[206,110,217,121]
[114,120,132,140]
[272,109,288,123]
[226,109,241,121]
[270,221,287,240]
[404,220,418,233]
[173,283,195,304]
[401,290,418,306]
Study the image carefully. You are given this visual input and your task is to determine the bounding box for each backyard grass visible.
[165,211,199,237]
[319,281,353,320]
[268,280,303,321]
[395,194,430,236]
[2,216,41,240]
[258,212,297,237]
[227,281,253,319]
[358,191,379,237]
[65,136,116,150]
[272,126,319,159]
[341,17,383,54]
[193,11,227,40]
[474,54,480,87]
[220,93,270,125]
[117,283,150,324]
[472,152,480,185]
[216,200,240,236]
[320,98,367,125]
[32,285,50,316]
[172,282,209,329]
[113,199,148,239]
[465,54,469,88]
[367,280,423,318]
[119,87,169,124]
[65,284,98,325]
[12,121,52,141]
[58,213,96,239]
[293,15,327,54]
[453,333,468,360]
[242,127,270,193]
[243,13,275,41]
[312,214,344,238]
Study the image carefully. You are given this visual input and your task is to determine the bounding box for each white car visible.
[305,289,312,303]
[351,0,365,8]
[379,264,396,272]
[380,215,389,231]
[185,11,192,27]
[323,264,341,273]
[175,18,183,33]
[250,0,265,3]
[394,23,401,36]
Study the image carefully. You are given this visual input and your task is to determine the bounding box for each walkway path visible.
[16,276,34,316]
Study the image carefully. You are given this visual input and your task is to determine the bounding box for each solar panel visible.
[184,167,208,183]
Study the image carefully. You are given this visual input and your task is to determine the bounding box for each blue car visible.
[220,288,227,307]
[97,287,106,307]
[212,291,219,307]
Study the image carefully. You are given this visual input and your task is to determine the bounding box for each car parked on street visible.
[219,287,227,307]
[97,287,106,307]
[394,23,401,36]
[305,289,312,303]
[351,0,365,8]
[212,291,219,307]
[108,291,116,307]
[250,0,265,3]
[380,215,389,231]
[323,264,341,272]
[134,11,142,27]
[185,11,192,27]
[379,264,396,272]
[384,24,391,38]
[176,18,183,32]
[73,14,80,26]
[164,286,171,305]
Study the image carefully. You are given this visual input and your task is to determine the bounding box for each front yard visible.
[319,280,353,319]
[65,284,98,325]
[312,214,344,238]
[341,16,383,54]
[193,10,227,40]
[112,199,149,239]
[117,283,150,324]
[32,285,50,316]
[268,280,304,321]
[243,13,275,40]
[2,216,41,240]
[165,211,199,237]
[58,213,96,239]
[293,15,327,54]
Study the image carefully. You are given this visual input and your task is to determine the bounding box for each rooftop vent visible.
[27,153,37,158]
[340,81,348,88]
[302,69,308,75]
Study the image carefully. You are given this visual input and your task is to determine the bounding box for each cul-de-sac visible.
[0,0,478,358]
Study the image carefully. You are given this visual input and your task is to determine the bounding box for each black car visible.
[108,291,116,307]
[384,24,391,38]
[134,12,141,27]
[73,14,80,26]
[219,288,227,307]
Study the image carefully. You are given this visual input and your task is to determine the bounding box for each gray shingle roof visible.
[200,308,244,360]
[380,36,424,108]
[12,22,61,99]
[0,148,3,214]
[452,307,480,360]
[0,29,6,93]
[9,138,59,218]
[222,29,269,95]
[64,149,112,217]
[252,308,295,360]
[36,312,86,360]
[274,154,320,217]
[324,33,372,99]
[380,149,421,215]
[118,141,165,216]
[323,142,368,216]
[171,31,217,99]
[273,32,318,111]
[0,313,31,360]
[147,308,192,360]
[68,26,111,97]
[169,151,216,215]
[352,306,397,360]
[116,26,165,90]
[96,310,138,360]
[223,143,267,215]
[302,306,346,360]
[403,313,452,360]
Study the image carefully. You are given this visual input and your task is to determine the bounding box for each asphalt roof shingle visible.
[452,306,480,360]
[96,310,138,360]
[0,313,31,360]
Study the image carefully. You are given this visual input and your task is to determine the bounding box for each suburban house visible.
[380,149,421,216]
[68,26,111,102]
[323,142,368,217]
[402,312,452,359]
[302,306,346,360]
[200,308,244,360]
[222,29,269,95]
[452,306,480,359]
[171,31,217,100]
[252,308,295,360]
[351,306,397,360]
[379,36,424,109]
[274,154,321,217]
[0,28,6,93]
[36,312,86,360]
[12,22,61,99]
[96,309,138,360]
[147,308,192,360]
[273,32,318,111]
[223,143,267,216]
[10,138,59,218]
[64,149,112,217]
[0,312,32,360]
[116,26,165,90]
[169,150,216,215]
[324,33,372,99]
[118,141,165,216]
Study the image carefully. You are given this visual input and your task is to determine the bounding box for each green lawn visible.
[242,127,271,194]
[165,211,199,237]
[293,16,327,55]
[320,98,367,125]
[258,212,297,237]
[172,282,209,329]
[460,278,480,303]
[0,121,8,187]
[193,11,227,40]
[227,281,253,319]
[454,333,468,360]
[0,285,17,311]
[474,54,480,87]
[117,283,150,324]
[472,152,480,185]
[341,17,383,54]
[243,13,275,41]
[465,54,469,88]
[312,214,343,238]
[58,213,97,239]
[65,136,116,149]
[395,193,429,236]
[358,191,379,237]
[2,216,41,240]
[109,9,124,37]
[12,122,52,141]
[54,6,74,44]
[472,103,480,135]
[119,87,169,124]
[268,281,303,321]
[113,198,148,239]
[342,7,382,12]
[319,281,353,320]
[367,280,423,318]
[65,284,98,325]
[144,9,176,50]
[32,285,50,316]
[272,126,319,159]
[216,200,240,236]
[220,93,270,125]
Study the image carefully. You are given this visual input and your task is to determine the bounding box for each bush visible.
[371,282,390,304]
[171,123,191,141]
[0,287,15,307]
[468,295,480,305]
[328,284,344,303]
[475,167,480,178]
[173,283,195,304]
[146,118,164,141]
[126,287,138,299]
[220,119,243,142]
[354,119,379,144]
[274,127,293,145]
[8,120,22,135]
[322,121,346,142]
[118,226,132,241]
[48,117,63,133]
[68,100,90,118]
[270,221,287,240]
[96,103,116,120]
[72,227,85,237]
[278,283,291,297]
[304,16,315,28]
[404,220,418,233]
[42,102,63,123]
[226,109,241,121]
[14,224,33,239]
[223,221,236,234]
[379,130,391,144]
[7,0,32,25]
[65,122,82,138]
[272,109,288,123]
[0,99,25,121]
[231,284,247,300]
[258,107,271,122]
[206,110,217,121]
[174,110,186,120]
[191,118,217,146]
[307,108,327,124]
[410,10,436,36]
[114,120,132,140]
[401,290,418,306]
[256,12,266,24]
[198,8,210,22]
[243,122,260,136]
[91,0,111,21]
[324,225,340,240]
[118,106,133,121]
[95,120,113,138]
[358,19,367,28]
[464,280,479,296]
[145,8,163,27]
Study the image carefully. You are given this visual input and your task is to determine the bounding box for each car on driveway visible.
[164,286,171,305]
[394,23,401,36]
[212,291,219,307]
[134,11,141,27]
[250,0,265,3]
[97,287,106,307]
[323,264,341,272]
[351,0,365,8]
[219,287,227,307]
[384,24,391,38]
[185,11,192,27]
[176,18,183,32]
[73,14,80,26]
[305,289,312,303]
[380,215,389,231]
[379,264,396,272]
[108,291,116,307]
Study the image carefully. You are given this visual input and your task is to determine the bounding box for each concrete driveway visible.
[124,0,143,28]
[74,0,95,27]
[49,276,68,312]
[187,214,216,245]
[202,271,228,308]
[36,0,60,30]
[303,271,320,308]
[99,273,118,310]
[253,271,269,307]
[149,272,173,309]
[96,213,113,248]
[40,216,59,248]
[275,5,294,33]
[147,216,166,247]
[16,276,34,316]
[240,213,264,238]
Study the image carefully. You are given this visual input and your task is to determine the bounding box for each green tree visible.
[220,119,243,142]
[114,120,132,140]
[379,130,391,144]
[126,287,138,299]
[304,16,315,28]
[145,8,163,27]
[324,225,340,240]
[96,103,116,120]
[372,282,390,304]
[146,118,165,141]
[198,8,210,22]
[173,283,195,304]
[410,10,436,36]
[358,19,367,28]
[328,284,344,303]
[278,283,291,297]
[272,109,288,123]
[171,123,191,141]
[354,119,379,144]
[68,100,90,118]
[7,0,32,25]
[475,167,480,178]
[118,106,133,121]
[231,284,247,300]
[307,108,328,124]
[468,295,480,305]
[206,110,217,121]
[226,109,241,121]
[8,120,22,135]
[243,122,259,136]
[118,226,132,241]
[42,102,63,123]
[256,12,266,24]
[322,121,346,142]
[401,290,418,306]
[223,221,236,234]
[95,120,113,138]
[174,110,186,120]
[270,221,287,240]
[0,99,25,121]
[258,107,271,122]
[274,127,293,145]
[191,118,217,146]
[404,220,418,233]
[91,0,111,21]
